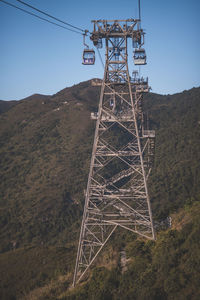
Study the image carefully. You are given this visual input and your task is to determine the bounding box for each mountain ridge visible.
[0,81,200,299]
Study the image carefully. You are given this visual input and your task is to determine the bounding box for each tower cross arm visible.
[90,19,143,41]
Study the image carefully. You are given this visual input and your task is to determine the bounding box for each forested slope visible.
[61,202,200,300]
[0,82,199,299]
[145,88,200,217]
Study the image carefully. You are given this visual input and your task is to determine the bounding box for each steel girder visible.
[73,20,155,287]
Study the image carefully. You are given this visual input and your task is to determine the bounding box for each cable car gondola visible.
[133,48,146,65]
[82,31,95,65]
[82,48,95,65]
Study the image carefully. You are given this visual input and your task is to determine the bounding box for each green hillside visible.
[0,82,200,299]
[145,88,200,217]
[60,202,200,300]
[0,81,99,252]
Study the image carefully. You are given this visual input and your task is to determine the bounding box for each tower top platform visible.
[90,19,144,40]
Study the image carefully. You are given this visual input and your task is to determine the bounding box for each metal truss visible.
[73,19,156,287]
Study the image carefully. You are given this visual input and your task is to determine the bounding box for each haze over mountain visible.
[0,81,200,299]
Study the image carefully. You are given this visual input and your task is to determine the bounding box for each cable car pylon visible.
[73,18,156,287]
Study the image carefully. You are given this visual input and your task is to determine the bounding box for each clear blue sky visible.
[0,0,200,100]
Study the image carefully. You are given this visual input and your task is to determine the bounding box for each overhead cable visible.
[16,0,85,33]
[0,0,83,35]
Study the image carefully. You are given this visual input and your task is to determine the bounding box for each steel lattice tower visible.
[73,19,156,287]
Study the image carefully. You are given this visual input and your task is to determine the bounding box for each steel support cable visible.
[138,0,141,21]
[0,0,83,35]
[16,0,85,33]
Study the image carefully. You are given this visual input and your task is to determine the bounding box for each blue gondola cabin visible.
[82,49,95,65]
[133,48,146,65]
